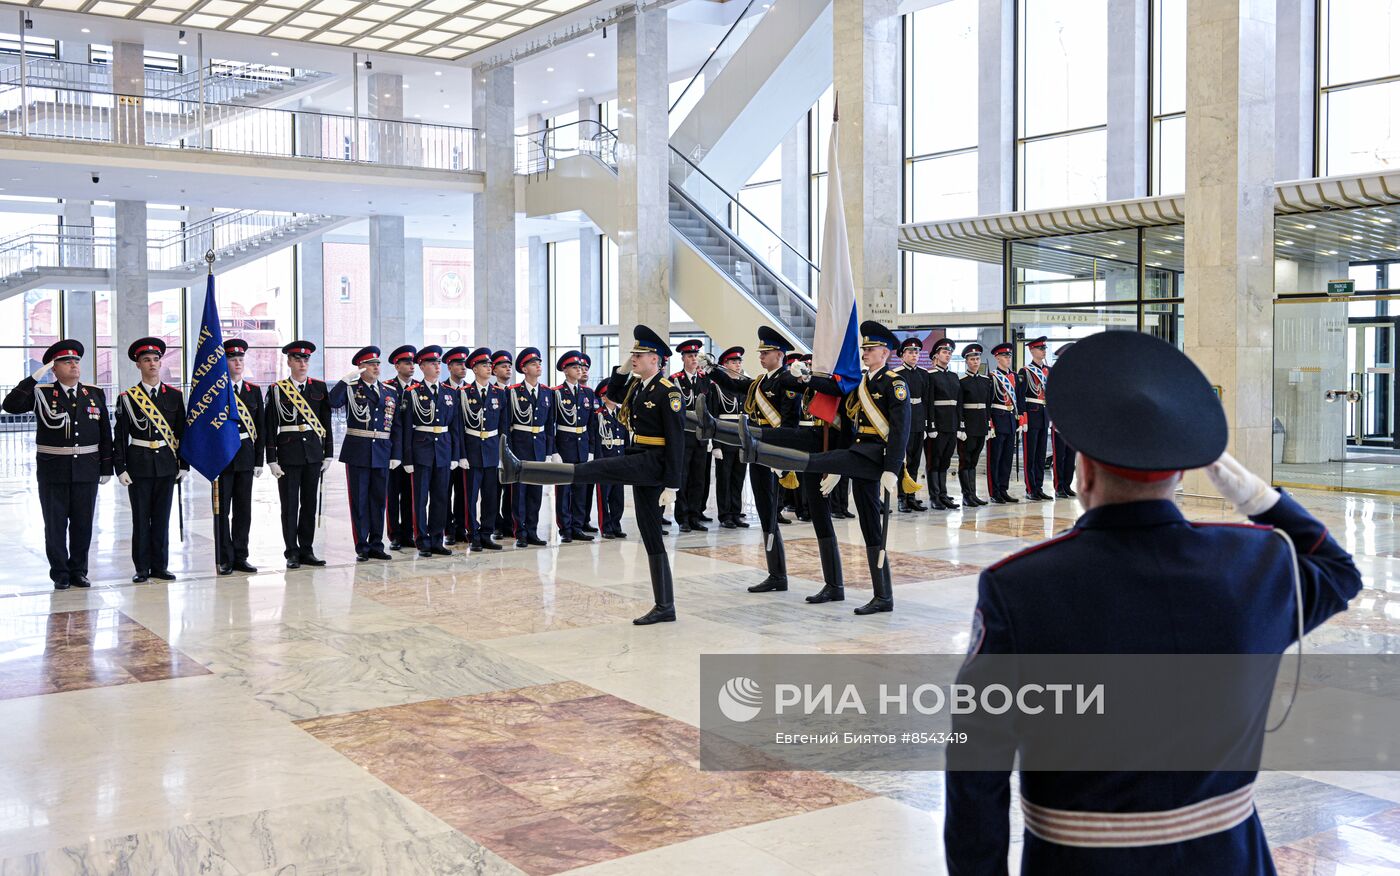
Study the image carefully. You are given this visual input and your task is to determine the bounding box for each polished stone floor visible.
[1,470,1398,874]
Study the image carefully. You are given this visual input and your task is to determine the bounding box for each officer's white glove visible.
[450,460,459,470]
[320,458,333,474]
[403,464,414,474]
[99,475,111,485]
[618,357,634,375]
[269,463,285,478]
[787,360,804,378]
[956,431,967,442]
[29,361,53,382]
[458,459,468,469]
[175,469,187,483]
[1017,423,1027,434]
[989,428,996,439]
[341,367,361,384]
[549,453,562,464]
[254,466,264,478]
[118,472,132,487]
[658,488,675,507]
[879,471,898,505]
[1205,451,1280,516]
[819,473,841,495]
[389,459,401,470]
[712,447,723,461]
[925,429,936,439]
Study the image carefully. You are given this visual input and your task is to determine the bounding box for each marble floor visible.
[1,470,1398,874]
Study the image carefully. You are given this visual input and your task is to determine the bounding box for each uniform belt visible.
[602,438,624,449]
[37,443,98,456]
[512,424,544,434]
[909,397,922,404]
[278,424,316,434]
[238,430,250,439]
[345,427,392,439]
[798,419,823,428]
[718,414,742,421]
[466,429,498,440]
[992,404,1013,411]
[414,425,448,434]
[1021,783,1256,849]
[857,426,884,436]
[633,434,665,446]
[128,438,167,449]
[963,403,987,409]
[556,425,587,434]
[1026,397,1046,405]
[933,400,958,406]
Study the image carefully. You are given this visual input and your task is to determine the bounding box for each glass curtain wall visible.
[1151,0,1186,194]
[1319,0,1400,175]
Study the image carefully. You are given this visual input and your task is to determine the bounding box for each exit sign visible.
[1327,279,1356,296]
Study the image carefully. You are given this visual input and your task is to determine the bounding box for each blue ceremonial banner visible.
[180,274,240,480]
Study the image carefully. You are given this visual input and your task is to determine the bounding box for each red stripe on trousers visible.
[344,465,359,548]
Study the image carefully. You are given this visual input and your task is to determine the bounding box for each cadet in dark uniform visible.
[384,344,417,550]
[502,325,685,625]
[893,338,926,512]
[987,342,1019,504]
[709,346,749,529]
[733,321,910,614]
[461,347,505,551]
[552,350,595,543]
[265,340,333,569]
[1051,342,1077,498]
[330,346,398,562]
[945,330,1362,876]
[442,345,471,545]
[491,350,515,539]
[114,337,187,583]
[924,337,963,510]
[507,347,555,547]
[591,381,628,538]
[779,351,808,523]
[3,340,112,590]
[216,338,264,575]
[574,352,601,536]
[1018,335,1052,501]
[672,339,712,532]
[397,346,464,558]
[955,343,992,507]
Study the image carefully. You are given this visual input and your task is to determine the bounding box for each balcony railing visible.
[0,54,327,105]
[0,84,481,173]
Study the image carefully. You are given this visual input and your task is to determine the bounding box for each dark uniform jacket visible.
[671,369,711,441]
[552,381,595,459]
[1017,360,1049,426]
[606,369,684,489]
[958,370,994,437]
[710,367,796,427]
[397,381,465,467]
[890,364,927,435]
[708,370,748,424]
[810,367,910,475]
[508,381,556,458]
[590,403,629,458]
[114,382,188,479]
[3,378,113,483]
[991,367,1018,431]
[461,382,505,469]
[265,378,333,466]
[226,379,266,472]
[926,365,963,434]
[329,378,398,469]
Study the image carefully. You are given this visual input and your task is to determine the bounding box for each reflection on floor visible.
[1276,447,1400,493]
[1,473,1398,873]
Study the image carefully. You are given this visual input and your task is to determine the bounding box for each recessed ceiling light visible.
[443,103,450,109]
[435,71,443,76]
[541,99,549,105]
[414,113,422,118]
[1281,239,1294,245]
[546,66,554,72]
[586,52,595,58]
[577,88,584,93]
[81,27,90,33]
[1305,223,1316,229]
[178,39,187,45]
[271,51,280,57]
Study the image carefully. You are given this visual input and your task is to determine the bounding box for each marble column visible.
[1106,0,1149,200]
[834,0,900,321]
[370,215,406,351]
[471,63,517,350]
[403,237,424,343]
[1182,0,1277,490]
[183,206,215,359]
[579,228,601,327]
[110,40,144,146]
[977,0,1015,312]
[297,238,326,377]
[616,7,672,342]
[528,235,549,355]
[112,200,148,388]
[780,118,811,299]
[578,97,598,128]
[368,71,404,166]
[1275,0,1315,180]
[61,199,95,361]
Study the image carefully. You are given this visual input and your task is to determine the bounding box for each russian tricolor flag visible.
[809,100,862,425]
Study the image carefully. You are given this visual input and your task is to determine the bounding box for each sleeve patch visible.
[893,382,908,402]
[669,393,682,412]
[967,608,985,656]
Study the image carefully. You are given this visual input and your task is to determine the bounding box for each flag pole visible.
[206,249,221,576]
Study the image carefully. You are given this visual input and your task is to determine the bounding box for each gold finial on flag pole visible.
[205,248,216,275]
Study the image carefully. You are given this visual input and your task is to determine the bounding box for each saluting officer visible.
[924,337,963,511]
[709,346,749,529]
[115,337,187,583]
[503,325,684,625]
[1018,335,1052,501]
[733,321,911,615]
[385,345,417,551]
[330,346,398,563]
[491,349,516,541]
[552,350,596,543]
[216,338,264,575]
[265,340,333,569]
[672,339,712,532]
[892,338,926,512]
[955,343,993,507]
[987,343,1020,504]
[590,381,628,539]
[3,340,112,590]
[397,346,464,558]
[1051,342,1077,498]
[442,346,472,545]
[707,326,795,592]
[507,347,555,547]
[945,330,1362,876]
[461,347,505,552]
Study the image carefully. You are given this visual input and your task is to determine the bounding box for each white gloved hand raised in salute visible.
[1204,451,1280,517]
[30,360,53,382]
[341,366,364,384]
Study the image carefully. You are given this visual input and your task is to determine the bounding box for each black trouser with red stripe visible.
[468,465,499,544]
[345,464,387,555]
[1022,409,1048,495]
[386,466,413,546]
[987,411,1016,498]
[596,481,624,534]
[1052,428,1076,493]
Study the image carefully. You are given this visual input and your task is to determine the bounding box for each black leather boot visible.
[748,526,788,592]
[634,554,677,625]
[939,471,959,509]
[517,461,576,486]
[959,470,984,506]
[805,536,845,603]
[854,546,894,615]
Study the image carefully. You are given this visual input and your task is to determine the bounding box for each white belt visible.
[1022,783,1256,849]
[414,425,448,434]
[1026,397,1046,405]
[238,430,250,440]
[346,428,392,439]
[466,429,498,440]
[37,443,98,456]
[602,438,624,449]
[933,400,958,406]
[513,424,544,434]
[557,425,587,434]
[719,414,741,421]
[279,424,315,434]
[129,438,167,449]
[963,403,987,409]
[798,420,820,427]
[992,404,1013,411]
[910,397,923,404]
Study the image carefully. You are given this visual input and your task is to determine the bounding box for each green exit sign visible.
[1327,279,1356,296]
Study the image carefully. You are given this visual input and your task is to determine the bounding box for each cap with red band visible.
[468,346,492,368]
[282,340,317,358]
[43,339,85,365]
[127,337,167,362]
[352,345,381,366]
[556,350,583,370]
[388,344,417,365]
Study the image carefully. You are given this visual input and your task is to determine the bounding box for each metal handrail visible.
[515,118,617,174]
[0,53,325,103]
[669,0,762,116]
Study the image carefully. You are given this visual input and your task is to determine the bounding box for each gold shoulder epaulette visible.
[659,377,674,388]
